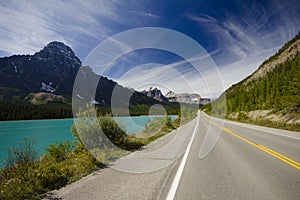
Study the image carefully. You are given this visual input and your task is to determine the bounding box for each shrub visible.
[0,134,100,199]
[46,141,74,162]
[37,164,69,190]
[237,112,249,121]
[99,116,127,146]
[75,104,127,149]
[142,117,165,136]
[164,115,174,130]
[5,137,38,168]
[1,137,42,200]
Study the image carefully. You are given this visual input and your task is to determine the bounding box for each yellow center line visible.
[202,116,300,171]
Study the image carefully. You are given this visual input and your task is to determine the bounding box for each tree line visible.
[0,101,73,120]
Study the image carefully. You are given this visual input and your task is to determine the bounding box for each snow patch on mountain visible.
[41,82,55,93]
[11,62,18,73]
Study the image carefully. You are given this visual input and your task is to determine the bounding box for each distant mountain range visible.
[140,87,210,105]
[165,91,209,104]
[140,87,169,102]
[204,32,300,130]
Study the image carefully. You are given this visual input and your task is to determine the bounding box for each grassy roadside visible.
[201,103,300,132]
[0,105,197,200]
[227,113,300,132]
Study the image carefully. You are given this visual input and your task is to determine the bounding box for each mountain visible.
[140,88,206,105]
[140,87,168,102]
[72,66,162,112]
[0,42,179,120]
[246,33,300,83]
[0,42,158,105]
[165,91,204,104]
[204,32,300,131]
[0,41,81,101]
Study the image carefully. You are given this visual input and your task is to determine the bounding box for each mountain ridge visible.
[246,32,300,83]
[0,41,81,99]
[0,41,181,120]
[140,87,168,102]
[165,90,203,104]
[0,41,155,104]
[203,32,300,131]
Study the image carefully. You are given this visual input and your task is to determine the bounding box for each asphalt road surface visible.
[170,112,300,200]
[46,112,300,200]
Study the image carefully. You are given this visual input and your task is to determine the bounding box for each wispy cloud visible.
[0,1,162,59]
[0,0,120,58]
[187,0,300,93]
[129,10,160,18]
[111,52,224,98]
[1,0,299,98]
[110,0,300,98]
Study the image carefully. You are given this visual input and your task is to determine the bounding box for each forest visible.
[0,101,73,120]
[0,100,195,120]
[226,53,300,113]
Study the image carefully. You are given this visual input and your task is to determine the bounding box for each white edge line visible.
[165,112,200,200]
[202,112,300,141]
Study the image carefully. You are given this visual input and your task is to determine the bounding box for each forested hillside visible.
[203,32,300,131]
[226,54,299,112]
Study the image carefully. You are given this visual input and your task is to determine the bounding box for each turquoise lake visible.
[0,115,176,167]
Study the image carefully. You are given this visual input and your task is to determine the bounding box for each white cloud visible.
[187,0,300,96]
[129,10,160,18]
[112,53,225,98]
[0,1,166,59]
[0,0,135,58]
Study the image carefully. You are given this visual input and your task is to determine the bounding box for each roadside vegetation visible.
[202,99,300,132]
[227,112,300,132]
[0,104,197,199]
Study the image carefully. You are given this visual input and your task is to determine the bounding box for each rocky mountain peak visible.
[165,91,204,104]
[44,41,74,55]
[0,41,84,98]
[165,91,175,98]
[141,87,168,102]
[34,41,81,64]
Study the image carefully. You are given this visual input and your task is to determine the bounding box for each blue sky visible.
[0,0,300,97]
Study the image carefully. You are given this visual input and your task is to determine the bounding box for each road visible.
[169,112,300,200]
[46,112,300,200]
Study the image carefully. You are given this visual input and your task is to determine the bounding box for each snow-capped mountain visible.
[165,91,205,104]
[140,87,168,102]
